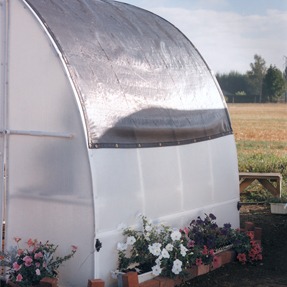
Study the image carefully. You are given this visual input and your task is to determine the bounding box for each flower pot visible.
[214,244,233,254]
[138,271,156,283]
[189,264,210,277]
[117,271,156,287]
[270,203,287,214]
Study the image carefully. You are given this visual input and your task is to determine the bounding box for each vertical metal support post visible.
[0,0,9,250]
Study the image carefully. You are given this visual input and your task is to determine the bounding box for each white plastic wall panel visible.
[6,1,94,286]
[90,135,239,286]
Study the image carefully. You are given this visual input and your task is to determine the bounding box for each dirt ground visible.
[184,204,287,287]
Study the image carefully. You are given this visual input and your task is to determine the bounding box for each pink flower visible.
[35,262,40,268]
[36,269,41,276]
[71,245,78,252]
[27,238,36,247]
[12,262,21,271]
[195,258,202,266]
[187,240,195,248]
[23,256,33,267]
[16,274,23,282]
[17,249,24,256]
[34,252,43,259]
[14,237,21,243]
[202,246,208,255]
[209,249,214,256]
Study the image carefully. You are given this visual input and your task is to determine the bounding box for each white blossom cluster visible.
[115,215,191,278]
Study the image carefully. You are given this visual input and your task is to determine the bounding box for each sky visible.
[120,0,287,74]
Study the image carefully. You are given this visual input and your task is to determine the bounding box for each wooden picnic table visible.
[239,172,282,197]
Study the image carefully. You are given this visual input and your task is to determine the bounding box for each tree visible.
[216,71,250,95]
[262,65,286,102]
[247,54,267,102]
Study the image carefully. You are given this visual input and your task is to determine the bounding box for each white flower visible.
[155,256,162,265]
[117,242,127,251]
[35,269,41,276]
[148,243,162,256]
[165,243,174,251]
[145,233,151,241]
[152,264,162,276]
[145,225,152,232]
[173,259,183,268]
[170,230,181,241]
[126,236,136,245]
[180,244,188,257]
[161,248,170,259]
[172,265,182,275]
[172,259,183,275]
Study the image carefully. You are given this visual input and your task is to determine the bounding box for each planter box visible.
[138,271,156,284]
[270,203,287,214]
[189,264,210,277]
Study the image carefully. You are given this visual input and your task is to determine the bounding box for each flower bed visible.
[114,214,263,287]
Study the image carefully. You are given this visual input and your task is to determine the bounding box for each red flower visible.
[247,232,254,240]
[237,253,247,264]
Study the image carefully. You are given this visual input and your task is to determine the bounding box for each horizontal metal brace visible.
[0,129,73,139]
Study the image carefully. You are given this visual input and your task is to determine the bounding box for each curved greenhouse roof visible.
[26,0,232,148]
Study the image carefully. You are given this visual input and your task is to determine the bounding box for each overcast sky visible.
[121,0,287,74]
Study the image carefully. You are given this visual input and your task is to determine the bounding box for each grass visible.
[227,103,287,200]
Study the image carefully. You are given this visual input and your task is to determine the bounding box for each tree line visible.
[216,54,287,103]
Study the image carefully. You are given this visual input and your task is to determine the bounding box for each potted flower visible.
[0,237,77,287]
[268,196,287,214]
[114,215,193,283]
[232,230,262,264]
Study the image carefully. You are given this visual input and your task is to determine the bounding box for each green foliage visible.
[263,65,286,102]
[268,196,287,203]
[247,54,267,101]
[237,152,287,179]
[217,54,287,103]
[216,71,250,95]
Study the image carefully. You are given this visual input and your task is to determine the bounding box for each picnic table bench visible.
[239,172,282,197]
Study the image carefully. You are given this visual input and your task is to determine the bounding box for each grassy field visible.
[227,103,287,198]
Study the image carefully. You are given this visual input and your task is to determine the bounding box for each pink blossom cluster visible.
[2,237,77,285]
[236,232,262,264]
